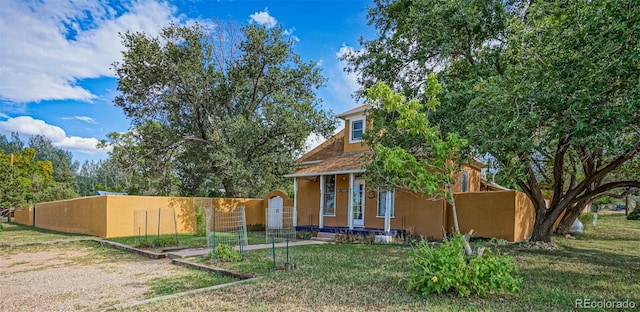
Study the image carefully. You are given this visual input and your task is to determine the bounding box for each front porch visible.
[295,225,403,237]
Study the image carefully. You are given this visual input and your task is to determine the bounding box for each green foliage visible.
[193,204,206,236]
[211,243,242,262]
[363,76,468,198]
[136,236,177,248]
[406,234,520,298]
[247,223,265,232]
[0,223,3,232]
[627,208,640,221]
[349,0,640,242]
[110,21,335,198]
[578,212,595,224]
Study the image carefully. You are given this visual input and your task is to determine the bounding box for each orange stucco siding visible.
[446,190,534,242]
[296,178,320,226]
[451,164,482,192]
[35,196,108,237]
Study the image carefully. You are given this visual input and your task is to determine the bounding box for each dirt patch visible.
[0,243,207,311]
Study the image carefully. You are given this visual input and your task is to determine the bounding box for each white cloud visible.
[0,116,109,154]
[61,116,97,124]
[249,9,277,28]
[335,45,361,95]
[283,27,300,42]
[0,0,180,103]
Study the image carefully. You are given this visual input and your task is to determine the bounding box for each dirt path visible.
[0,242,199,311]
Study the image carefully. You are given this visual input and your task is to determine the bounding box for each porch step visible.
[312,232,336,242]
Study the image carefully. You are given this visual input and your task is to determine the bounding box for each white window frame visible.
[461,170,469,192]
[376,190,395,218]
[349,116,365,143]
[323,175,336,216]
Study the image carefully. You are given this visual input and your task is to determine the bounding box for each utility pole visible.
[8,153,14,223]
[625,187,630,216]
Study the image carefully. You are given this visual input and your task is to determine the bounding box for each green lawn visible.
[0,222,92,245]
[126,213,640,312]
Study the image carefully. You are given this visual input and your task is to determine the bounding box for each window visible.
[323,175,336,215]
[350,117,364,143]
[377,190,395,217]
[461,170,469,192]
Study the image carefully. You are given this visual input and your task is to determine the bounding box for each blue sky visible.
[0,0,375,164]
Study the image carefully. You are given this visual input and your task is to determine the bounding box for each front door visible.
[352,179,365,227]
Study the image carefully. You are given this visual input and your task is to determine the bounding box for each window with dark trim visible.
[377,190,395,217]
[461,170,469,192]
[323,175,336,215]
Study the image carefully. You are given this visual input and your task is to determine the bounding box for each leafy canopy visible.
[347,0,640,241]
[110,21,335,197]
[364,74,467,199]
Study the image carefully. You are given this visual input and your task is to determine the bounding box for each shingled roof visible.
[285,129,370,178]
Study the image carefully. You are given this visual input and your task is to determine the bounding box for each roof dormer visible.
[336,104,371,153]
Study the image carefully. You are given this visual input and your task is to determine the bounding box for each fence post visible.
[157,208,161,247]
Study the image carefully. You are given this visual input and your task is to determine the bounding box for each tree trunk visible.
[554,205,585,235]
[530,215,554,242]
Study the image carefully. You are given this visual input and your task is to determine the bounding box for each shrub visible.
[136,236,177,248]
[247,223,266,232]
[194,204,206,236]
[627,208,640,221]
[0,223,3,232]
[211,243,242,262]
[405,233,521,298]
[578,212,595,226]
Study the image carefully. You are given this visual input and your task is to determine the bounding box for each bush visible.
[247,223,265,232]
[578,212,595,226]
[405,233,520,298]
[194,204,206,236]
[627,208,640,221]
[211,243,242,262]
[136,236,177,248]
[0,223,3,232]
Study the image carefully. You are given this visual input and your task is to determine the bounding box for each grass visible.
[0,222,92,245]
[107,231,268,250]
[144,270,238,298]
[126,213,640,312]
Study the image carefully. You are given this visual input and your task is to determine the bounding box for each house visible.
[285,105,487,239]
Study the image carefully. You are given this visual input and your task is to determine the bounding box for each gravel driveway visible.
[0,241,196,311]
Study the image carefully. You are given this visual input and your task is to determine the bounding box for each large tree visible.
[346,0,640,241]
[110,22,334,198]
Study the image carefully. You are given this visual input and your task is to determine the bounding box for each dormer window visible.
[350,117,365,143]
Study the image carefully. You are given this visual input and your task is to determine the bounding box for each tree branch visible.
[574,181,640,204]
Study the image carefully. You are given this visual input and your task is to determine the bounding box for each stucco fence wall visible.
[14,190,291,238]
[446,190,535,242]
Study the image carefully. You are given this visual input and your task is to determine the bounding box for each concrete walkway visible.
[167,239,330,259]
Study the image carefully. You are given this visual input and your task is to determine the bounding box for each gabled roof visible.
[298,129,345,163]
[336,104,371,119]
[286,129,369,178]
[284,150,370,178]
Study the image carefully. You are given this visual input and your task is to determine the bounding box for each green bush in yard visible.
[405,233,520,298]
[627,208,640,221]
[211,243,242,262]
[578,212,595,225]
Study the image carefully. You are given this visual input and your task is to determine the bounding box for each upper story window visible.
[350,117,365,143]
[461,170,469,192]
